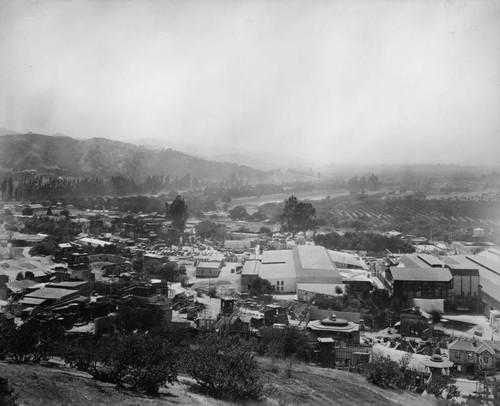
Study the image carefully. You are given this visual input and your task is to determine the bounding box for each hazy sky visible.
[1,0,499,165]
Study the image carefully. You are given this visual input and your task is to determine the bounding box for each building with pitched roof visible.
[258,245,343,295]
[448,339,495,375]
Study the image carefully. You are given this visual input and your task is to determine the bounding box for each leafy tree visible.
[33,319,66,363]
[0,318,16,360]
[258,327,310,361]
[430,310,442,324]
[143,259,162,276]
[60,209,70,216]
[208,286,217,298]
[131,257,143,273]
[364,355,402,388]
[0,377,18,406]
[250,210,269,222]
[7,178,13,201]
[63,333,177,394]
[160,261,185,282]
[15,272,24,281]
[427,375,460,399]
[259,226,272,235]
[279,195,316,234]
[21,206,34,216]
[195,220,226,241]
[110,333,177,394]
[249,277,273,296]
[168,195,188,231]
[29,237,59,257]
[229,205,249,220]
[116,305,164,333]
[7,320,40,363]
[186,333,263,400]
[0,178,6,200]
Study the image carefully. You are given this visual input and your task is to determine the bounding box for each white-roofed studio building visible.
[253,245,344,299]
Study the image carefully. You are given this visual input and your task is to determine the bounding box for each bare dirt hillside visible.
[1,359,435,406]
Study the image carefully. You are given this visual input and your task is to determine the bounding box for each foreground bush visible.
[2,318,65,363]
[364,355,403,388]
[0,377,18,406]
[257,327,311,361]
[62,333,177,394]
[186,333,263,400]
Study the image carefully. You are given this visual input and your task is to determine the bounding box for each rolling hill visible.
[0,133,267,182]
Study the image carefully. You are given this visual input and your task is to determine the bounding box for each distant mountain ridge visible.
[0,127,18,136]
[135,137,314,171]
[0,133,267,182]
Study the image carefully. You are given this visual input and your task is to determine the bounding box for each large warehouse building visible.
[244,245,344,297]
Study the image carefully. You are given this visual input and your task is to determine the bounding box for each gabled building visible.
[448,339,495,375]
[258,245,344,295]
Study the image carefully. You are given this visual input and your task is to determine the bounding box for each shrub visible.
[258,327,310,361]
[7,321,41,363]
[364,355,402,388]
[0,378,18,406]
[0,319,16,360]
[7,319,65,364]
[63,333,177,394]
[186,333,263,400]
[208,287,217,298]
[61,335,110,374]
[114,333,177,394]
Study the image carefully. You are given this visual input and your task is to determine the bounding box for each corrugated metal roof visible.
[241,260,261,275]
[25,287,79,300]
[295,246,343,285]
[261,249,292,264]
[390,267,452,282]
[399,254,428,268]
[417,254,444,267]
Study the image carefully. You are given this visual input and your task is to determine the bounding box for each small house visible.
[196,261,221,278]
[448,339,495,375]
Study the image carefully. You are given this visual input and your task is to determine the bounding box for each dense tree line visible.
[0,175,202,202]
[346,174,382,194]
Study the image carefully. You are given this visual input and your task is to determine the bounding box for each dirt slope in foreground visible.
[1,360,435,406]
